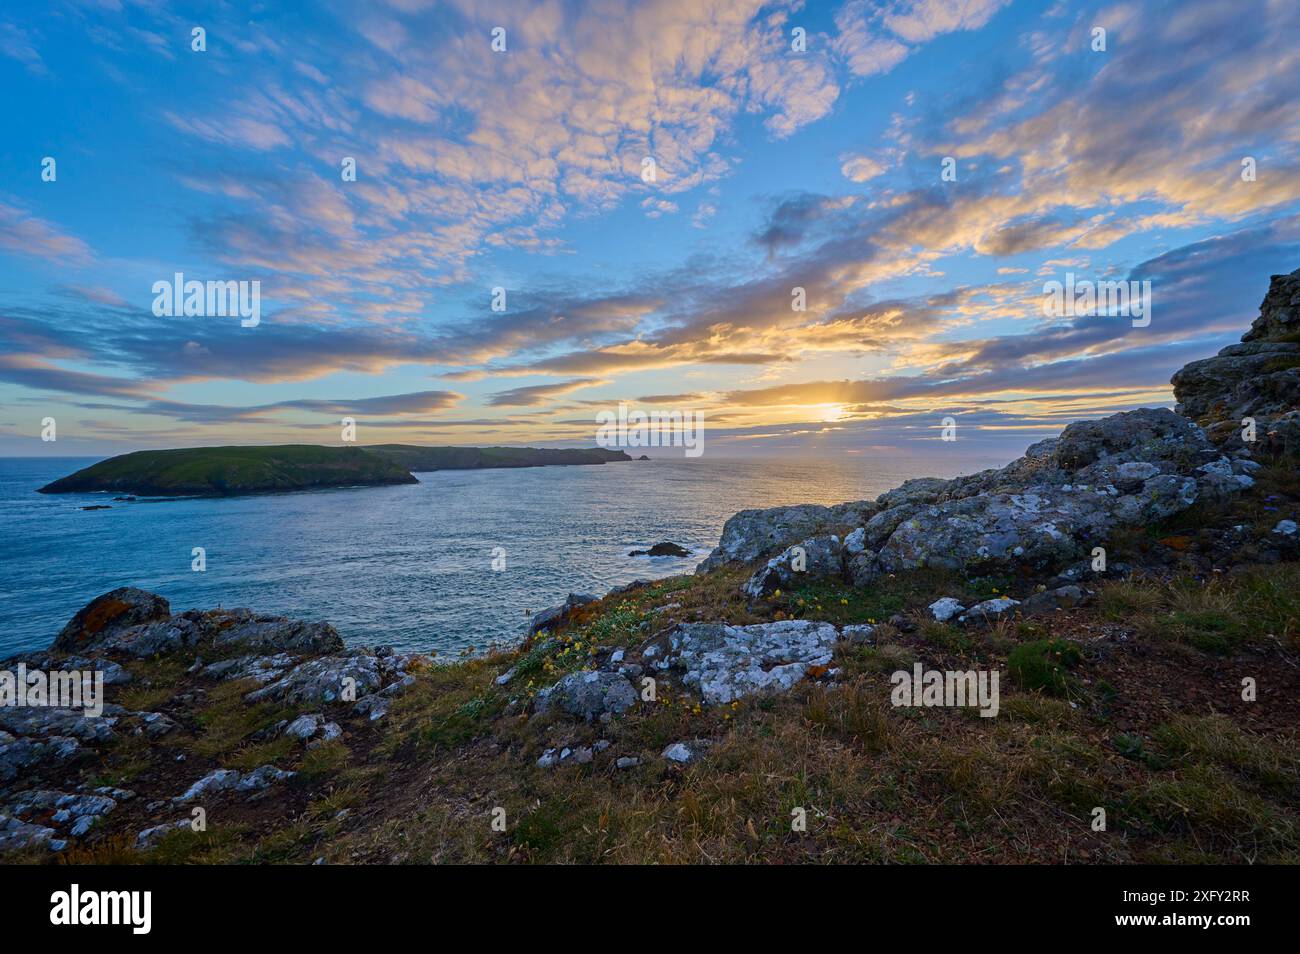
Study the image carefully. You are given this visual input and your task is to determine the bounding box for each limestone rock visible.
[535,670,638,721]
[529,593,598,635]
[52,587,170,653]
[696,502,878,573]
[661,620,838,705]
[742,534,842,599]
[1172,268,1300,454]
[929,598,966,622]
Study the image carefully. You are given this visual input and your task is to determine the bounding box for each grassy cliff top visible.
[38,443,636,497]
[38,445,418,497]
[365,445,631,471]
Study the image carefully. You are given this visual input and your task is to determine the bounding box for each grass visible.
[9,537,1299,866]
[184,679,295,760]
[39,444,416,496]
[1099,564,1300,653]
[1008,639,1083,696]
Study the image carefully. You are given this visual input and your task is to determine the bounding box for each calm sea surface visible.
[0,455,1007,657]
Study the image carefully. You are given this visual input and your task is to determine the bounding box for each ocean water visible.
[0,454,1006,657]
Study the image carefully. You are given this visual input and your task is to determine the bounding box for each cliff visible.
[3,272,1297,864]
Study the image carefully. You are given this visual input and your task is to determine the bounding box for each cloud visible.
[486,378,606,407]
[0,23,46,75]
[834,0,1011,77]
[0,199,92,263]
[840,155,886,183]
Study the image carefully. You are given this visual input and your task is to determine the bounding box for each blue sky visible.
[2,0,1299,459]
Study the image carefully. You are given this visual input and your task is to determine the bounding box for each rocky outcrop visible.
[53,587,170,652]
[742,534,843,598]
[695,502,879,574]
[534,670,638,721]
[528,593,599,635]
[654,620,839,705]
[629,542,691,557]
[707,407,1257,590]
[52,589,345,659]
[1,588,426,853]
[1173,267,1300,454]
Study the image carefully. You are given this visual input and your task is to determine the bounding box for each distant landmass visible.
[37,444,634,498]
[366,444,632,471]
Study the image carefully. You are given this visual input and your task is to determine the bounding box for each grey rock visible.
[283,713,325,740]
[840,623,876,645]
[136,819,190,849]
[0,706,117,744]
[743,534,843,599]
[245,654,382,705]
[529,593,598,635]
[662,620,838,705]
[140,712,177,738]
[1021,585,1086,615]
[929,597,966,622]
[53,655,132,685]
[354,695,390,721]
[959,597,1021,624]
[235,764,295,793]
[1173,269,1300,453]
[662,742,697,764]
[535,670,638,721]
[615,756,640,769]
[173,768,241,804]
[0,813,61,852]
[52,587,170,653]
[200,653,294,683]
[209,611,345,655]
[1274,519,1298,535]
[696,502,878,573]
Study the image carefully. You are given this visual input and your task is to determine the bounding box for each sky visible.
[1,0,1299,461]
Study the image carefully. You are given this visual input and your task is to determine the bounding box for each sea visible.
[0,454,1009,658]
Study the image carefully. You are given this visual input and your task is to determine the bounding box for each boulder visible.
[660,620,839,705]
[245,654,383,705]
[528,593,598,635]
[742,534,843,599]
[1172,268,1300,453]
[52,588,170,652]
[208,611,344,655]
[695,502,878,573]
[928,598,965,622]
[959,597,1021,625]
[629,542,691,557]
[534,670,638,721]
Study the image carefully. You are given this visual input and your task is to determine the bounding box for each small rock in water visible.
[628,541,691,557]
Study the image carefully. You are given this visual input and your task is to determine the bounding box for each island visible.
[37,443,633,498]
[365,444,632,471]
